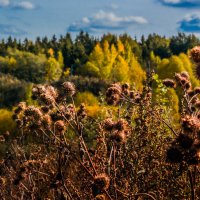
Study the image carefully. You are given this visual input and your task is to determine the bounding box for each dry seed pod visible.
[194,63,200,80]
[62,82,76,96]
[194,87,200,94]
[95,194,106,200]
[180,71,190,80]
[163,79,176,88]
[106,83,122,105]
[94,173,110,190]
[102,118,115,131]
[115,118,129,132]
[55,120,66,132]
[187,89,195,97]
[190,46,200,63]
[110,131,126,144]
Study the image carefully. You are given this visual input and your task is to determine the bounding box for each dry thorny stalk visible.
[0,47,200,200]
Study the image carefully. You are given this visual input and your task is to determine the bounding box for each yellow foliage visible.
[179,53,199,86]
[48,48,54,57]
[129,55,146,90]
[79,62,100,77]
[63,68,70,77]
[89,43,104,67]
[45,57,62,82]
[111,55,129,82]
[0,109,16,135]
[157,53,200,87]
[81,39,145,88]
[117,40,125,53]
[157,56,184,79]
[8,57,17,67]
[75,92,99,106]
[150,51,161,67]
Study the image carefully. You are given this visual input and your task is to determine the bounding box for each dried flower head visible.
[0,177,6,186]
[122,83,130,95]
[194,63,200,80]
[32,85,46,99]
[47,85,58,99]
[184,81,192,90]
[110,83,122,93]
[62,82,76,96]
[180,77,187,86]
[57,104,75,121]
[29,121,42,131]
[14,102,26,114]
[55,120,66,132]
[94,173,110,191]
[122,83,130,90]
[174,73,182,82]
[41,106,50,113]
[187,89,195,97]
[194,87,200,94]
[32,85,58,105]
[24,106,36,116]
[110,131,126,144]
[40,94,55,105]
[106,84,122,105]
[190,46,200,63]
[163,79,176,88]
[180,71,190,80]
[115,118,129,132]
[182,115,200,132]
[24,106,43,121]
[42,115,52,129]
[102,118,115,131]
[16,119,23,128]
[95,194,106,200]
[106,93,120,105]
[3,131,10,138]
[77,103,87,119]
[0,135,5,142]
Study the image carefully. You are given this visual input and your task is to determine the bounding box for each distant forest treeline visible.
[0,31,200,108]
[0,32,199,67]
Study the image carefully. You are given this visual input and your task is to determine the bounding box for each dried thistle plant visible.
[0,61,200,200]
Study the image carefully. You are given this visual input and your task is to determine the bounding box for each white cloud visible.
[178,13,200,32]
[68,10,148,32]
[163,0,181,3]
[159,0,200,7]
[82,17,90,24]
[0,0,10,7]
[13,1,35,10]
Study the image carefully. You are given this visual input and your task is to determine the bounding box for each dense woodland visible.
[0,32,200,107]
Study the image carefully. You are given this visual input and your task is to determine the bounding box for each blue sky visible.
[0,0,200,40]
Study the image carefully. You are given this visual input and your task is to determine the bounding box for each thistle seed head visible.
[62,82,76,96]
[190,46,200,63]
[163,79,176,88]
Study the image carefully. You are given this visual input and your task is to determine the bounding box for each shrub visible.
[75,91,99,106]
[0,73,26,108]
[0,109,16,135]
